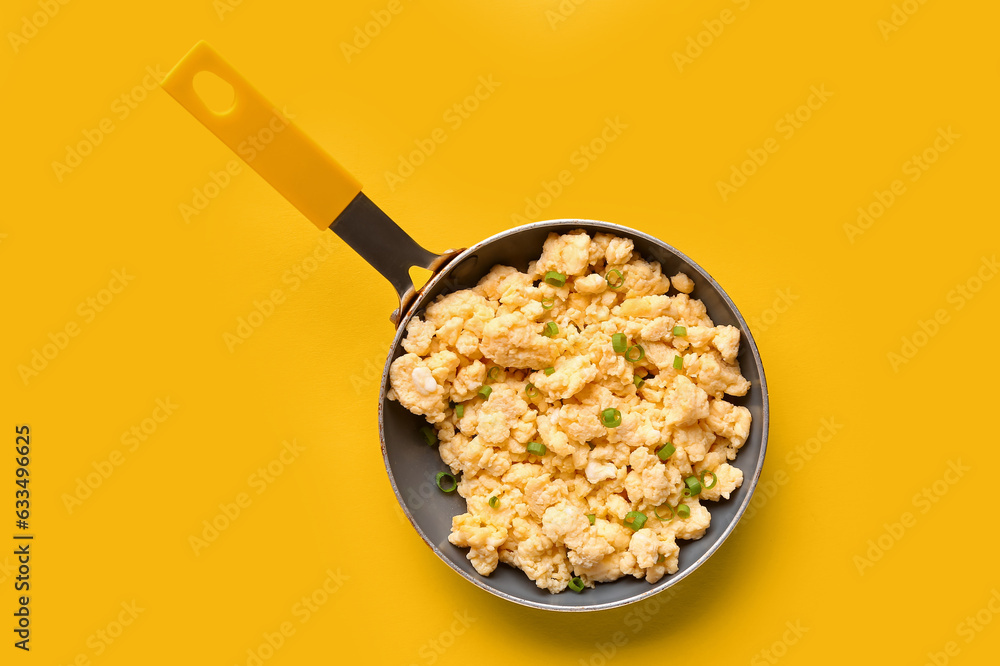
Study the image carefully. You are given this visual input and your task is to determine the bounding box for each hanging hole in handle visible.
[192,70,236,115]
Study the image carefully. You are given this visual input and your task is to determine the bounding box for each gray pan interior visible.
[378,219,769,611]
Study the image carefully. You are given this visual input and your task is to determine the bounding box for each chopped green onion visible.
[544,271,567,287]
[487,366,500,382]
[624,511,647,531]
[525,383,539,398]
[587,513,596,525]
[654,504,674,521]
[541,296,555,310]
[544,366,555,375]
[420,426,437,446]
[527,441,547,456]
[541,322,558,337]
[683,475,702,497]
[568,576,585,593]
[625,345,645,363]
[673,325,687,336]
[455,404,465,419]
[656,442,675,461]
[673,355,683,371]
[633,375,645,388]
[700,469,718,490]
[612,332,627,353]
[606,269,625,289]
[600,408,622,428]
[478,385,492,400]
[657,554,666,564]
[435,472,457,492]
[489,495,499,509]
[676,504,691,519]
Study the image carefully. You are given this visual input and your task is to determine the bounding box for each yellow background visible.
[3,0,999,664]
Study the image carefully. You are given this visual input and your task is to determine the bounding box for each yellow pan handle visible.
[161,42,362,230]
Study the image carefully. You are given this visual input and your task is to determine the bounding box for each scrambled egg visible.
[387,231,752,593]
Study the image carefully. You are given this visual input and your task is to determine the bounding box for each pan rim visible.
[377,218,769,612]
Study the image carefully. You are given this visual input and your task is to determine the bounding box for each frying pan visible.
[161,42,769,612]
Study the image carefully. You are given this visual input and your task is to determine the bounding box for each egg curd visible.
[387,231,752,593]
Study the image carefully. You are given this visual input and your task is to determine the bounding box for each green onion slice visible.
[654,504,674,522]
[683,475,702,497]
[455,404,465,419]
[435,472,457,492]
[420,426,437,446]
[527,441,547,456]
[568,576,585,593]
[624,511,647,531]
[657,554,666,564]
[676,504,691,519]
[600,408,622,428]
[673,355,683,371]
[673,325,687,336]
[489,495,499,509]
[634,375,645,388]
[541,322,558,337]
[606,269,625,289]
[544,271,567,287]
[587,513,596,525]
[625,345,645,363]
[544,366,555,375]
[700,469,718,490]
[612,332,627,353]
[487,366,500,382]
[478,385,492,400]
[525,383,539,398]
[656,442,675,461]
[541,296,555,310]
